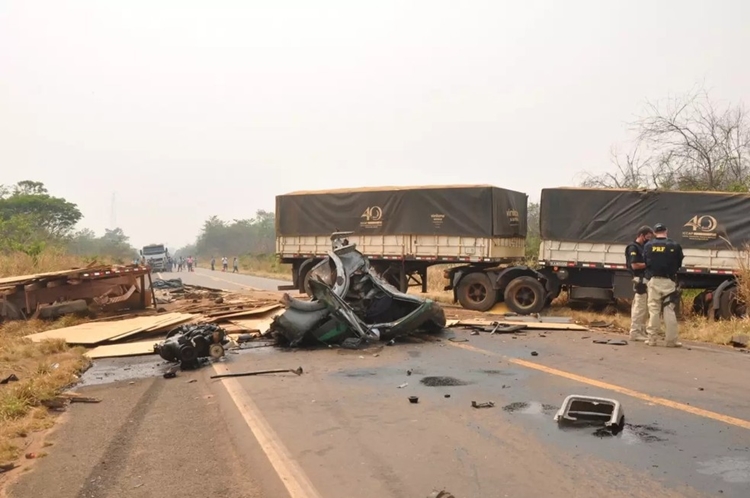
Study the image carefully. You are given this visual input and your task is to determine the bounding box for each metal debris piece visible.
[448,337,468,342]
[408,396,419,404]
[154,323,229,369]
[398,383,408,389]
[554,395,624,429]
[530,351,539,356]
[593,339,628,346]
[471,401,495,409]
[428,492,455,498]
[407,369,413,376]
[0,463,16,473]
[210,367,303,379]
[1,373,19,384]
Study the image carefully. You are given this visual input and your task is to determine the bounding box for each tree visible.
[0,180,82,237]
[67,227,138,262]
[580,89,750,192]
[180,211,276,259]
[525,202,541,261]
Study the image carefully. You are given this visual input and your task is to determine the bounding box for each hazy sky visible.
[1,0,748,249]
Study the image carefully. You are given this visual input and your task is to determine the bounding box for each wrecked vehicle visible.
[154,323,229,369]
[271,235,446,347]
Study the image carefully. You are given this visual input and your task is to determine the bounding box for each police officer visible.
[626,225,654,341]
[643,223,684,347]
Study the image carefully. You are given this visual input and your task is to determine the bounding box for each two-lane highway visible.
[9,268,750,497]
[157,267,291,292]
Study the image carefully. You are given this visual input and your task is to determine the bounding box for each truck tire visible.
[719,287,739,319]
[504,276,546,315]
[457,273,497,312]
[297,259,317,295]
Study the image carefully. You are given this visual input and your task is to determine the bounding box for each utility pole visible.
[110,192,117,229]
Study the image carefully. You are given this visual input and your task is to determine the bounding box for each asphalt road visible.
[157,267,291,292]
[7,288,750,497]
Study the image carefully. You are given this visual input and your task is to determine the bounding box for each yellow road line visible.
[213,363,323,498]
[449,342,750,431]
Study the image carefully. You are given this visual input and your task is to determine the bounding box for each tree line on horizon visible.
[7,88,747,269]
[0,180,138,265]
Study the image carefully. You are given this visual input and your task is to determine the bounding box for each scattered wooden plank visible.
[85,340,158,359]
[25,313,196,346]
[207,303,282,321]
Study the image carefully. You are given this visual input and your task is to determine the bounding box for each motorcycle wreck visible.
[270,238,446,347]
[154,322,230,369]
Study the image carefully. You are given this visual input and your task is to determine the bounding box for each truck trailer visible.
[446,188,750,319]
[275,185,528,296]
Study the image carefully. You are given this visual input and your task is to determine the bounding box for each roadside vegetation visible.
[0,180,140,468]
[0,318,90,466]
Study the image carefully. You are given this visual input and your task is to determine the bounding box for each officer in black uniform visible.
[625,226,654,341]
[643,223,684,347]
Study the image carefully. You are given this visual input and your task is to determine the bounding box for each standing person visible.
[644,223,684,348]
[211,257,216,271]
[625,226,654,341]
[222,257,228,272]
[187,256,194,272]
[233,257,239,273]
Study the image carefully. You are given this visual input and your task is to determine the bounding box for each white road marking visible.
[212,363,323,498]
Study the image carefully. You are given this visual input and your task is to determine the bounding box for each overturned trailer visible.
[271,238,446,347]
[0,265,156,320]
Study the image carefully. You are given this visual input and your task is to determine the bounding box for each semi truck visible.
[140,244,171,273]
[444,188,749,319]
[275,185,528,296]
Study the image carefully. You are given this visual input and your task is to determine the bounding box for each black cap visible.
[654,223,667,232]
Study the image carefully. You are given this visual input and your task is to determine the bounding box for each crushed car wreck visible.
[271,237,446,347]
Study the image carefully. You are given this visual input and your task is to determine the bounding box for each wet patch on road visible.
[696,456,750,483]
[80,356,166,386]
[502,401,557,414]
[407,350,421,358]
[420,376,471,387]
[344,370,378,378]
[478,369,513,376]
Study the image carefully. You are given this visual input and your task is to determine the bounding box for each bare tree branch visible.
[583,88,750,192]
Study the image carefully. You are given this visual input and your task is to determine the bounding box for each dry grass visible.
[0,249,94,279]
[238,254,290,279]
[0,316,90,465]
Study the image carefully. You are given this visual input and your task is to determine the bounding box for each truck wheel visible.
[719,287,740,319]
[297,259,316,295]
[457,273,497,312]
[504,276,546,315]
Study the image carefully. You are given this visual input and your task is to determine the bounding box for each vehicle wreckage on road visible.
[271,234,446,347]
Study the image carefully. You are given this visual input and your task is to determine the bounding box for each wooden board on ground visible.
[85,340,158,359]
[228,308,284,333]
[25,313,197,345]
[107,312,195,341]
[208,303,282,321]
[447,318,588,331]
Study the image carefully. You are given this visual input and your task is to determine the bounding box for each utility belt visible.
[632,275,648,295]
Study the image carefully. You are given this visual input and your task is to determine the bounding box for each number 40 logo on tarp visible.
[683,215,718,241]
[360,206,383,229]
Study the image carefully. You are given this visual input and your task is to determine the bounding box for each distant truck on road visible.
[140,244,171,273]
[275,185,528,296]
